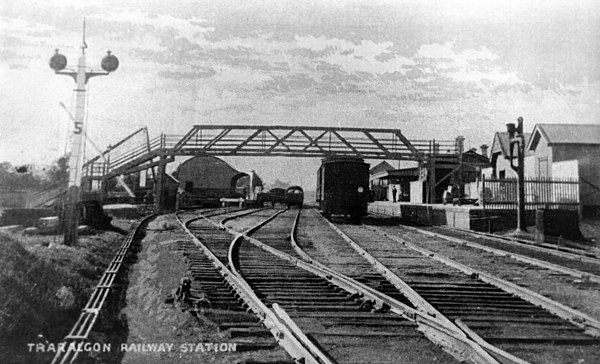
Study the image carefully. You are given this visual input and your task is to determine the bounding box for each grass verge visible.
[0,227,129,363]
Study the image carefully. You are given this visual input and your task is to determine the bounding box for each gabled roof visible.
[370,161,394,175]
[462,149,490,167]
[527,124,600,150]
[490,132,510,157]
[490,132,532,157]
[489,131,534,168]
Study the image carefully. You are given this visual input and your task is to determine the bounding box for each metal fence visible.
[481,176,580,210]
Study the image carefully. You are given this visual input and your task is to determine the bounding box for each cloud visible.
[448,68,523,85]
[158,67,216,80]
[91,9,212,40]
[413,41,525,86]
[1,17,56,34]
[293,35,414,75]
[416,42,499,65]
[1,0,597,170]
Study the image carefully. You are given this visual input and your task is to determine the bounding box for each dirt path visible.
[112,216,233,363]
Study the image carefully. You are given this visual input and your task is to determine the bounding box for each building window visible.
[499,170,505,179]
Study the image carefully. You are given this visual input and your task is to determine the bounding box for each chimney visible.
[480,144,489,158]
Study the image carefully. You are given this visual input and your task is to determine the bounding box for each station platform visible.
[368,201,488,231]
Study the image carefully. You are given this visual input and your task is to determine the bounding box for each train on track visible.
[259,186,304,208]
[317,157,369,223]
[284,186,304,207]
[259,188,285,207]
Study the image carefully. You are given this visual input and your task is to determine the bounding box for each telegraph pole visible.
[50,20,119,245]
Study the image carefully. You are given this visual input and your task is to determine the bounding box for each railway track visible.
[179,207,502,364]
[51,207,258,364]
[366,220,600,300]
[397,223,600,281]
[305,211,600,364]
[51,213,157,364]
[433,224,600,258]
[51,206,600,364]
[232,210,460,364]
[176,207,296,363]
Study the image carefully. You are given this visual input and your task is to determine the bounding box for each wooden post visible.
[534,209,545,243]
[429,140,436,204]
[481,175,486,211]
[99,177,108,202]
[456,136,465,196]
[516,135,526,231]
[154,153,167,213]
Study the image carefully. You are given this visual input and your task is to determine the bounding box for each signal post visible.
[507,116,527,232]
[50,23,119,245]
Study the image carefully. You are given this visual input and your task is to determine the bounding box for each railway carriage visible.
[259,188,286,207]
[317,157,369,223]
[284,186,304,207]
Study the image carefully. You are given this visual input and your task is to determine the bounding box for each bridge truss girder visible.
[81,125,462,211]
[172,125,426,162]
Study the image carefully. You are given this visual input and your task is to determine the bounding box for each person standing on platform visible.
[392,186,397,203]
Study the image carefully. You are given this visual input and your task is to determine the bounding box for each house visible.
[527,124,600,215]
[488,132,534,179]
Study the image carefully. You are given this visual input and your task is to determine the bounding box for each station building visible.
[370,148,490,204]
[526,124,600,216]
[174,156,263,207]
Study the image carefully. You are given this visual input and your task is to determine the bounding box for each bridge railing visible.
[410,139,459,156]
[108,136,161,167]
[81,127,461,181]
[172,127,459,158]
[82,134,186,178]
[82,162,108,179]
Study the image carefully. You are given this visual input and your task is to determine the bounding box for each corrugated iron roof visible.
[533,124,600,145]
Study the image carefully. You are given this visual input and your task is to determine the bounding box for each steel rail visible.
[221,210,500,364]
[176,207,233,220]
[369,225,600,337]
[397,224,600,283]
[51,214,156,364]
[219,207,270,227]
[426,225,600,263]
[316,211,532,364]
[177,209,329,364]
[225,209,334,364]
[311,209,454,325]
[454,319,530,364]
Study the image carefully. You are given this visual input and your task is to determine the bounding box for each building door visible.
[538,157,549,178]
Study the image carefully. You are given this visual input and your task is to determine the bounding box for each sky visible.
[1,0,599,188]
